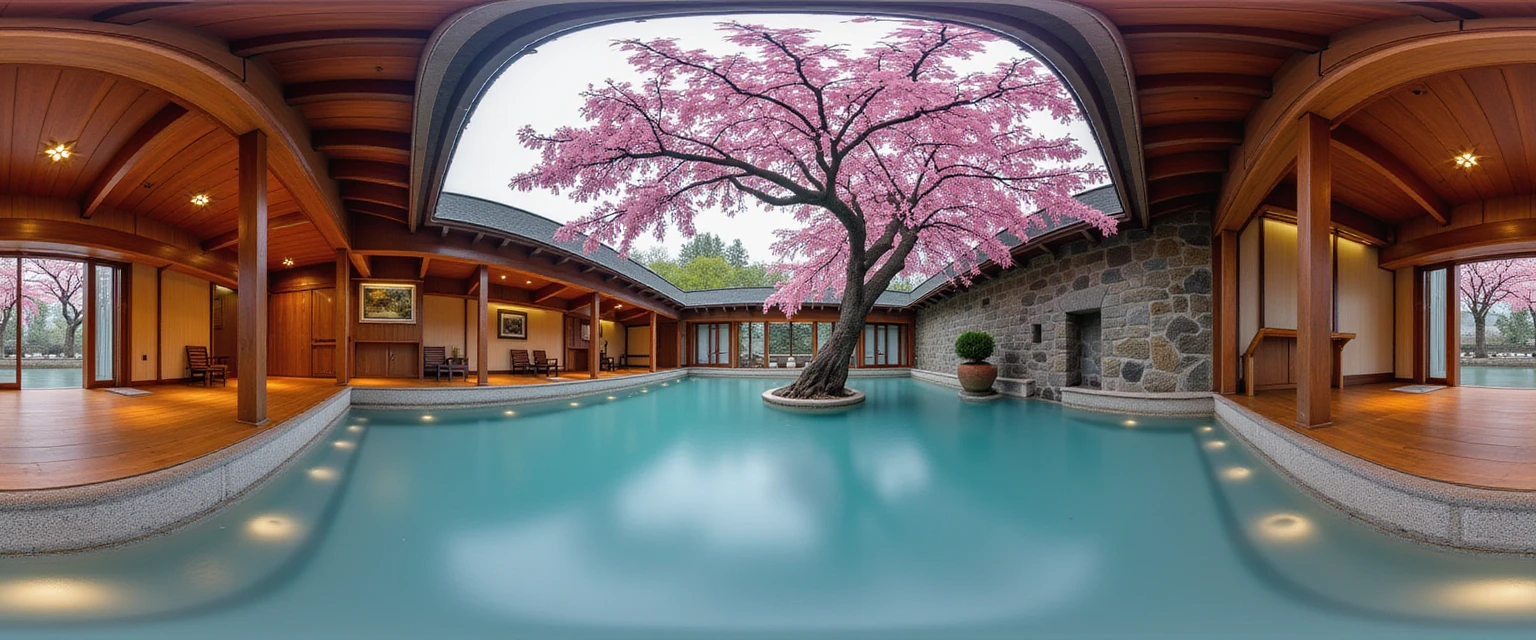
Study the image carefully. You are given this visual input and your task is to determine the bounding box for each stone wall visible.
[915,210,1213,400]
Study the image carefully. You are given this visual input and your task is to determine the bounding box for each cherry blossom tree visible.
[1459,259,1536,358]
[23,259,84,358]
[513,19,1112,398]
[0,259,36,356]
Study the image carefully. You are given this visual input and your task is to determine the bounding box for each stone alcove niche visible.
[1056,286,1107,390]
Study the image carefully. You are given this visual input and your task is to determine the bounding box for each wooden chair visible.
[510,349,536,376]
[424,346,447,381]
[600,350,617,372]
[186,346,227,387]
[532,350,560,377]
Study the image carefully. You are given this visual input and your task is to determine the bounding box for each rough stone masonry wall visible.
[915,210,1213,400]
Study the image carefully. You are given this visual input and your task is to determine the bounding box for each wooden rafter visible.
[1330,125,1450,225]
[284,80,413,105]
[1137,73,1271,97]
[329,160,409,187]
[201,212,309,252]
[1120,24,1328,52]
[1143,123,1244,154]
[230,29,431,57]
[531,283,567,304]
[1147,152,1228,182]
[82,103,189,218]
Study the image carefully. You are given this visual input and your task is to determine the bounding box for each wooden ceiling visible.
[1085,1,1509,220]
[0,64,331,269]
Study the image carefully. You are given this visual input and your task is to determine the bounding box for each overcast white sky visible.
[443,13,1106,264]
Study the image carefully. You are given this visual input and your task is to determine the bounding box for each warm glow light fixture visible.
[1454,151,1479,169]
[525,280,532,284]
[191,193,211,207]
[42,141,74,162]
[281,258,294,267]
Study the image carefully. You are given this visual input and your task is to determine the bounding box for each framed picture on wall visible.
[581,321,591,342]
[359,283,417,324]
[497,309,528,339]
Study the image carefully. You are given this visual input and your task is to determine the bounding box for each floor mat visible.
[105,388,153,396]
[1390,385,1445,394]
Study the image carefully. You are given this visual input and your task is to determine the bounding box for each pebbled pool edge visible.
[1215,395,1536,554]
[0,387,352,555]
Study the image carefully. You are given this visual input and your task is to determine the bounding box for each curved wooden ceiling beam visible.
[1146,151,1228,182]
[284,80,413,105]
[347,201,409,224]
[1380,218,1536,270]
[201,212,309,252]
[1149,174,1222,204]
[1143,123,1244,156]
[313,129,410,159]
[230,29,430,57]
[1137,73,1271,97]
[1331,124,1449,225]
[0,218,236,287]
[0,20,349,250]
[1215,20,1536,232]
[341,182,409,209]
[329,159,409,187]
[81,102,188,219]
[1120,24,1328,52]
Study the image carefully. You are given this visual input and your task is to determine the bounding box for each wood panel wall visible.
[129,263,158,382]
[158,270,210,380]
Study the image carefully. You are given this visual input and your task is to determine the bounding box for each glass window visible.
[1,258,15,385]
[816,322,834,354]
[737,322,765,368]
[1428,267,1447,380]
[862,323,906,366]
[93,265,115,383]
[693,323,729,365]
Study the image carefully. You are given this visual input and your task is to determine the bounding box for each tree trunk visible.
[1475,315,1488,359]
[780,299,870,398]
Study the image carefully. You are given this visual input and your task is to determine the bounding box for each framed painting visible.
[581,320,591,342]
[497,309,528,339]
[359,283,417,324]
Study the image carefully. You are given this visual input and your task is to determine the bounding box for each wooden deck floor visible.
[0,368,673,491]
[1230,383,1536,491]
[0,377,345,491]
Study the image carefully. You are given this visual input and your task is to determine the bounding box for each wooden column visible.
[1296,113,1332,429]
[589,293,601,379]
[1214,229,1239,394]
[476,265,489,386]
[236,130,268,425]
[649,311,658,372]
[676,319,683,369]
[1447,264,1461,387]
[334,249,350,385]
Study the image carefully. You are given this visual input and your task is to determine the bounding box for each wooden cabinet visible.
[354,342,420,378]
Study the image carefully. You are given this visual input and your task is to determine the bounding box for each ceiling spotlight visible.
[42,141,74,162]
[616,304,623,308]
[191,193,211,207]
[525,280,532,285]
[500,275,506,280]
[281,258,294,267]
[1454,151,1479,169]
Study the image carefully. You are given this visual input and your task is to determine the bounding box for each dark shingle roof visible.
[434,184,1124,309]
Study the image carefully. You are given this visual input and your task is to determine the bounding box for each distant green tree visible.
[887,275,922,291]
[678,233,725,262]
[724,239,749,268]
[1497,308,1535,347]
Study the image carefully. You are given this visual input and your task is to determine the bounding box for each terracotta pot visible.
[957,362,998,393]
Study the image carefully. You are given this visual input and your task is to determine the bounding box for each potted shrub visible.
[955,331,997,394]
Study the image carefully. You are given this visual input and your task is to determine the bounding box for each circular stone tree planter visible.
[958,389,1002,402]
[762,386,866,412]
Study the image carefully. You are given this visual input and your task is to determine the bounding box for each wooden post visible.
[649,311,658,372]
[334,249,350,385]
[1296,113,1332,429]
[477,265,489,386]
[1214,228,1239,394]
[237,130,268,426]
[589,293,601,379]
[676,318,683,369]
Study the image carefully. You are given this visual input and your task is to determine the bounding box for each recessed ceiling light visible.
[42,141,73,162]
[500,275,506,280]
[191,193,211,207]
[616,304,623,308]
[525,280,532,285]
[281,258,294,267]
[1454,151,1479,169]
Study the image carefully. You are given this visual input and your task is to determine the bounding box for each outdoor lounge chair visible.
[511,349,536,376]
[186,346,227,387]
[532,350,560,377]
[424,347,466,382]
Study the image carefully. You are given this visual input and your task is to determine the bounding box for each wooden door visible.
[267,291,311,377]
[310,289,336,377]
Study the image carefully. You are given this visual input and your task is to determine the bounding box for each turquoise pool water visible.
[18,368,81,389]
[6,377,1536,637]
[1461,365,1536,388]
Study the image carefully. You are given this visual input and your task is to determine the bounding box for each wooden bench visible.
[1243,328,1356,397]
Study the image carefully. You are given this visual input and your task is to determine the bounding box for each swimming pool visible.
[1461,365,1536,388]
[4,376,1536,638]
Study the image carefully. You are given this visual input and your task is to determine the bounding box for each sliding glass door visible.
[1423,264,1457,386]
[0,258,16,390]
[89,263,119,387]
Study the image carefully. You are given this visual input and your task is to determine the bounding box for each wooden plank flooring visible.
[0,368,671,491]
[1231,383,1536,490]
[0,377,345,491]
